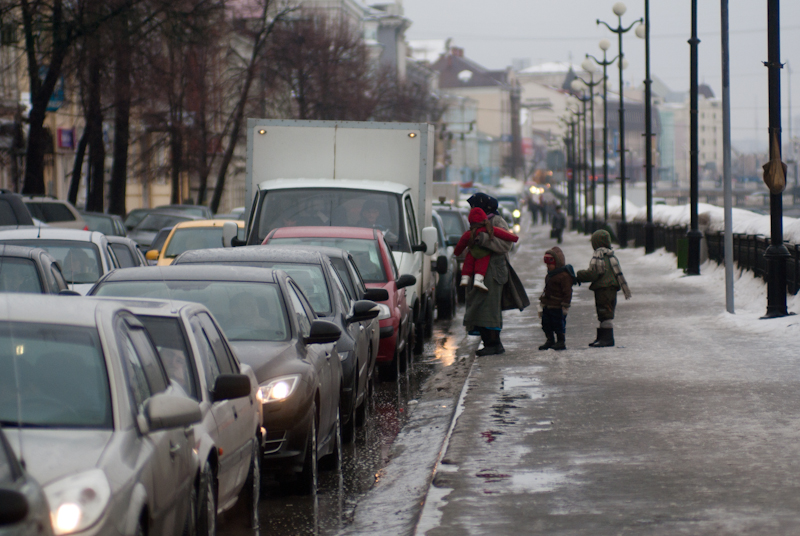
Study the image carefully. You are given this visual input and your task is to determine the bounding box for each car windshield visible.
[124,209,150,230]
[256,188,404,249]
[25,202,76,223]
[0,258,43,293]
[82,214,116,235]
[137,316,197,400]
[0,322,112,429]
[94,281,289,341]
[270,237,387,283]
[0,240,102,284]
[437,211,465,238]
[164,227,243,258]
[135,213,191,232]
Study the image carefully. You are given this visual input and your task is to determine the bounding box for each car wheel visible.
[197,461,216,536]
[320,409,341,471]
[241,439,261,530]
[296,405,318,495]
[413,313,424,355]
[136,519,146,536]
[437,286,455,320]
[341,377,358,444]
[398,335,408,373]
[181,475,197,536]
[378,343,399,382]
[356,378,369,427]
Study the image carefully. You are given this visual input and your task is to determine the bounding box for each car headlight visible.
[44,469,111,536]
[512,209,521,218]
[258,375,301,403]
[513,224,521,233]
[376,303,392,320]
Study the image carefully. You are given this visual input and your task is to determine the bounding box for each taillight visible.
[84,225,89,231]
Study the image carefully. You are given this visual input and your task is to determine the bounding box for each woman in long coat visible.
[463,193,530,355]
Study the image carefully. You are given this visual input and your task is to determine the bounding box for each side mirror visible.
[304,319,341,345]
[212,374,252,401]
[139,393,201,434]
[396,274,416,289]
[435,255,448,275]
[145,249,159,261]
[447,234,460,247]
[222,221,238,247]
[0,489,28,526]
[364,287,389,302]
[348,300,380,324]
[421,226,438,256]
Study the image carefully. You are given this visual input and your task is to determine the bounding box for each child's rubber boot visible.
[553,332,567,351]
[473,273,488,292]
[592,328,614,347]
[538,333,555,350]
[588,328,602,346]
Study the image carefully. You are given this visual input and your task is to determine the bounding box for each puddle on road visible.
[219,320,461,536]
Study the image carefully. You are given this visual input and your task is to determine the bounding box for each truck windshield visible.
[254,189,406,250]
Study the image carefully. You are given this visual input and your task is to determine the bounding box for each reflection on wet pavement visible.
[219,320,460,536]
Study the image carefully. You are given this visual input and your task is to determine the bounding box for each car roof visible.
[171,219,244,229]
[98,264,281,284]
[270,244,354,260]
[257,179,408,195]
[88,296,203,317]
[0,293,119,326]
[176,245,328,265]
[0,244,49,259]
[270,225,379,240]
[0,228,106,243]
[105,235,140,246]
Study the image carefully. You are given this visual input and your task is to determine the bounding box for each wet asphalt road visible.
[218,316,468,536]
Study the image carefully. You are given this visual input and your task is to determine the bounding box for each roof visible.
[175,246,327,265]
[520,61,578,74]
[89,296,203,317]
[98,265,281,284]
[432,52,509,89]
[0,228,103,242]
[264,244,357,261]
[172,219,244,229]
[270,226,379,240]
[257,179,409,195]
[0,244,49,258]
[0,293,115,326]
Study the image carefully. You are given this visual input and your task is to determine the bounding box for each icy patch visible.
[502,375,541,389]
[509,469,568,493]
[414,484,453,535]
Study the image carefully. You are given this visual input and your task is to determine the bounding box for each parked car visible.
[95,297,262,533]
[432,203,469,303]
[173,246,380,443]
[0,190,35,228]
[154,219,245,266]
[123,208,153,232]
[262,226,415,381]
[0,294,201,536]
[88,265,343,494]
[0,426,53,536]
[23,197,87,230]
[0,245,68,294]
[215,207,246,221]
[431,209,459,320]
[80,211,127,237]
[155,204,214,219]
[0,228,119,294]
[128,212,202,249]
[106,236,148,268]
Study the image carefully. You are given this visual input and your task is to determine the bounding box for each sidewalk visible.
[414,220,800,535]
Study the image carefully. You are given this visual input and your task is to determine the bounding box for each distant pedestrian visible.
[538,246,576,351]
[551,205,566,244]
[576,229,632,347]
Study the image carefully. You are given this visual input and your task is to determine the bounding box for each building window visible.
[0,23,16,45]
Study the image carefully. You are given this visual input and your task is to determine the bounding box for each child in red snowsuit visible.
[453,207,519,291]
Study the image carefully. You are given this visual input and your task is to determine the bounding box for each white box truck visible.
[241,119,440,352]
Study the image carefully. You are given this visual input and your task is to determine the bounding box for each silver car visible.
[0,228,119,294]
[0,426,53,536]
[0,294,201,536]
[96,297,263,533]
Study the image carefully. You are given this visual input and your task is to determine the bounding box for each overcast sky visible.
[400,0,800,153]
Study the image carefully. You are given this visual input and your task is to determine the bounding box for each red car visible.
[263,226,416,380]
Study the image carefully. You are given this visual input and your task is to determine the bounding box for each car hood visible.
[229,340,307,384]
[4,428,112,486]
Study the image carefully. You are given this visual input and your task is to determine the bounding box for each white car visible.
[0,294,201,536]
[0,228,119,294]
[95,297,263,534]
[23,197,87,230]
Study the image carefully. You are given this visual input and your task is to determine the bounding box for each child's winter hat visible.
[468,207,488,224]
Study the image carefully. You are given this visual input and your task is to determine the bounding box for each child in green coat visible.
[576,230,632,347]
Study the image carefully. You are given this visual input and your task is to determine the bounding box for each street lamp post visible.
[587,40,619,225]
[571,81,592,232]
[687,0,702,275]
[599,2,642,248]
[570,106,584,230]
[636,0,655,254]
[579,60,603,229]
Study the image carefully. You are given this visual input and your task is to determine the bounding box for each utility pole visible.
[687,0,702,275]
[510,82,523,180]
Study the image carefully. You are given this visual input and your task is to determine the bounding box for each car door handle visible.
[169,441,181,458]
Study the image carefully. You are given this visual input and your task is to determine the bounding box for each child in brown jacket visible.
[539,246,576,350]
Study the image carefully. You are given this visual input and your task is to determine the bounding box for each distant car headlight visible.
[259,375,301,403]
[513,209,521,218]
[376,303,392,320]
[514,224,521,233]
[44,469,111,536]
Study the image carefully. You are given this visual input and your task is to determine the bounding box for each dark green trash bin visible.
[677,238,688,270]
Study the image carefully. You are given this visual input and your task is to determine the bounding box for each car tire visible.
[378,344,400,382]
[241,439,261,530]
[197,461,216,536]
[425,296,434,337]
[341,377,358,444]
[295,405,318,496]
[437,285,455,320]
[320,409,341,471]
[181,474,197,536]
[413,312,424,355]
[356,379,369,427]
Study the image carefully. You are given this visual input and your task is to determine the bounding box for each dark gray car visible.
[173,247,380,444]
